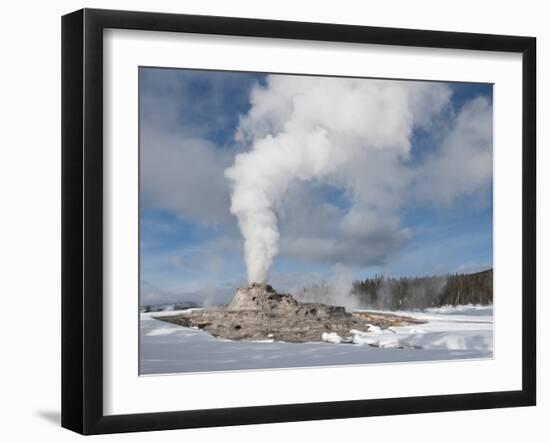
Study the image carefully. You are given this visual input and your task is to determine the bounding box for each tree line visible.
[351,269,493,310]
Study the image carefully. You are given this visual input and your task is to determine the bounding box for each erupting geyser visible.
[224,76,452,283]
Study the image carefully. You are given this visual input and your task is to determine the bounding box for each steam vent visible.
[157,283,422,343]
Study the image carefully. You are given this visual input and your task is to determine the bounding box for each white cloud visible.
[139,69,251,225]
[140,127,233,225]
[413,96,493,204]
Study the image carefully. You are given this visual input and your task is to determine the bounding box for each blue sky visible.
[139,67,493,305]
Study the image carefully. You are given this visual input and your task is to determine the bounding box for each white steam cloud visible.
[225,76,452,283]
[292,264,359,311]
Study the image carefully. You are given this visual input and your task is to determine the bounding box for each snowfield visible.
[140,305,493,375]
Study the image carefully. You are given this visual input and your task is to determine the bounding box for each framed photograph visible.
[62,8,536,435]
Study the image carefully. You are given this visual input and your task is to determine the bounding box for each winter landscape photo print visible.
[139,67,494,375]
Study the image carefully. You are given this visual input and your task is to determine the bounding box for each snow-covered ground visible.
[139,305,493,375]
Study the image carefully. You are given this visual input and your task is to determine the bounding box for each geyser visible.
[225,76,451,283]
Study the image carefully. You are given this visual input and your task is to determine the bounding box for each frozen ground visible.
[139,305,493,375]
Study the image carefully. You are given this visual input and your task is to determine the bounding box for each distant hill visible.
[352,269,493,310]
[140,301,202,313]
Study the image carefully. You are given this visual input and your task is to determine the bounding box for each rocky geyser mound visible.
[157,283,422,343]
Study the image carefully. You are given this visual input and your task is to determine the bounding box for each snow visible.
[321,332,343,344]
[348,305,494,352]
[366,324,383,333]
[321,332,353,344]
[140,305,493,375]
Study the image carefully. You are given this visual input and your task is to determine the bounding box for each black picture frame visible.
[62,8,536,435]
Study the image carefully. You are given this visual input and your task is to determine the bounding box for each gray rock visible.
[156,283,422,343]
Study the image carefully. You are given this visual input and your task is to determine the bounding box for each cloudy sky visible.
[139,67,493,305]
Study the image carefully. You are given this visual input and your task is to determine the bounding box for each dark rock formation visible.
[156,283,423,343]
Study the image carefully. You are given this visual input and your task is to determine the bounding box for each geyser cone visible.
[227,282,287,311]
[156,283,423,343]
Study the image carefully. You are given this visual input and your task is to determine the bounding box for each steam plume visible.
[225,76,450,283]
